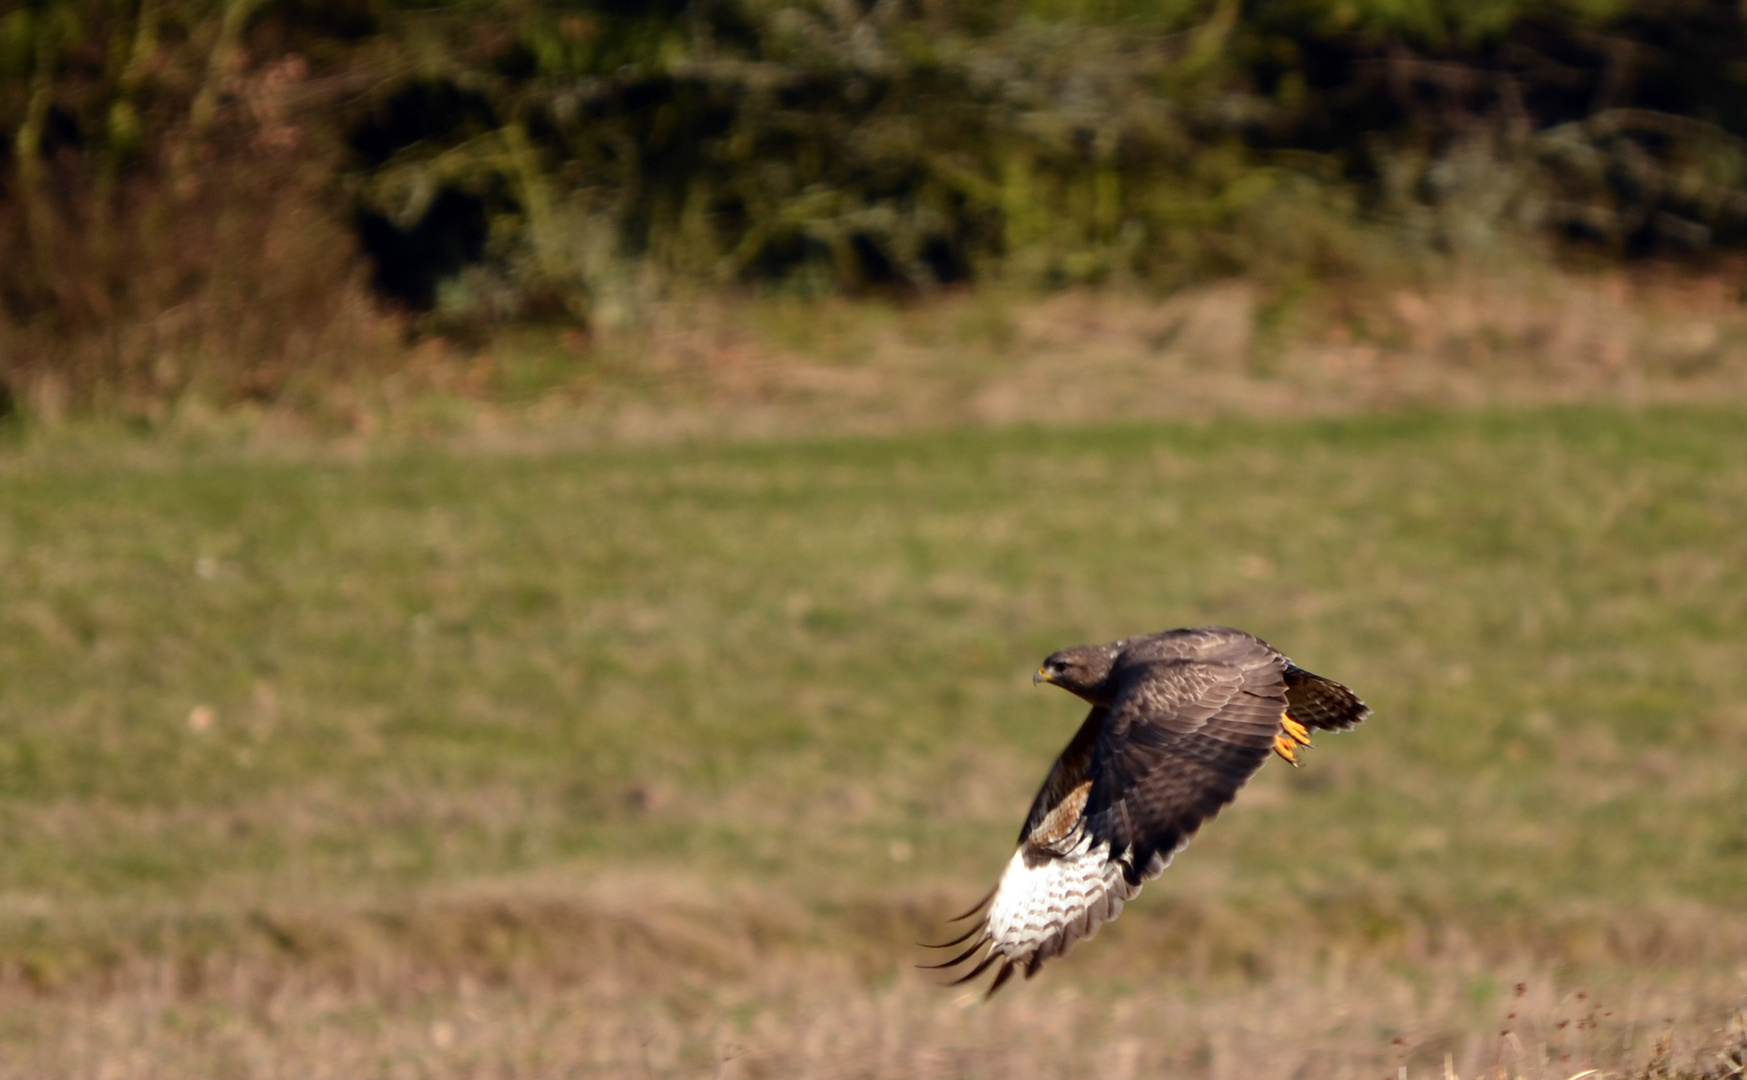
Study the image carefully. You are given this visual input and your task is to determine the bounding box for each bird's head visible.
[1033,643,1121,703]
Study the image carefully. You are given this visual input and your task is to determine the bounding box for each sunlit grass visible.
[2,407,1745,1075]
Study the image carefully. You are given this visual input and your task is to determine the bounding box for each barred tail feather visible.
[1283,665,1370,732]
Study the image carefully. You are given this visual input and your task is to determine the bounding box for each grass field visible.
[2,407,1746,1078]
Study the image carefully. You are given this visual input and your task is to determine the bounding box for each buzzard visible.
[924,626,1367,997]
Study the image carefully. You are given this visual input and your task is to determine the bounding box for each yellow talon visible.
[1274,712,1313,765]
[1272,733,1300,766]
[1281,714,1313,747]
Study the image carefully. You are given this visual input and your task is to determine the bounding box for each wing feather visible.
[1084,655,1283,879]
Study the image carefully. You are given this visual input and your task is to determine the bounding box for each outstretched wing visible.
[1080,651,1285,886]
[927,636,1286,996]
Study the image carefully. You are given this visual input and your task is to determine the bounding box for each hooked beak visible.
[1033,668,1051,686]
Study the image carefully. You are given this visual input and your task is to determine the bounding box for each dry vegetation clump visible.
[1616,1007,1747,1080]
[0,55,399,422]
[0,3,404,422]
[1692,1009,1747,1080]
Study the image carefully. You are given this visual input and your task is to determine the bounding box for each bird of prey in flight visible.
[924,625,1368,997]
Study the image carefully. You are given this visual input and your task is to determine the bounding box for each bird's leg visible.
[1273,713,1313,765]
[1282,714,1312,745]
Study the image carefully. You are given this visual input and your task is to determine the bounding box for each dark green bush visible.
[6,0,1747,412]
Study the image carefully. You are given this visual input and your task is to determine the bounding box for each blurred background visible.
[3,1,1747,1078]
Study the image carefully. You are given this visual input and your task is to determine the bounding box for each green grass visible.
[2,407,1746,971]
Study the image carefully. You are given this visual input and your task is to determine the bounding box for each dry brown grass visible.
[195,263,1747,450]
[18,261,1747,454]
[5,878,1744,1080]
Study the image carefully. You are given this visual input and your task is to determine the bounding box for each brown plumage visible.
[923,626,1368,997]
